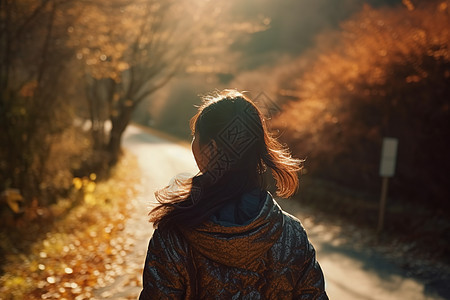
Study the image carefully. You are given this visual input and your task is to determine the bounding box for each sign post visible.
[377,137,398,234]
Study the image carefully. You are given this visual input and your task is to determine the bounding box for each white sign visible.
[379,137,398,177]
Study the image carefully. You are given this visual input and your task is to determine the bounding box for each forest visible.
[0,0,449,298]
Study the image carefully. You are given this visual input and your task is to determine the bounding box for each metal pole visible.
[377,176,389,234]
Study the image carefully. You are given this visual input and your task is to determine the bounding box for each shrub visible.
[274,2,450,207]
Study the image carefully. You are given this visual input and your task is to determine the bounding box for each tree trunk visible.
[106,105,133,166]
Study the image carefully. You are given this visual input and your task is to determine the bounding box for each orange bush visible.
[274,1,450,205]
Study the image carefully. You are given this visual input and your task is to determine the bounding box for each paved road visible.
[95,124,444,299]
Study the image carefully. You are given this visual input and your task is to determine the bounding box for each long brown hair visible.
[149,90,302,229]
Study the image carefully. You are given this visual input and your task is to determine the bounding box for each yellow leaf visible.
[72,178,83,190]
[84,194,95,205]
[85,182,96,193]
[2,189,24,213]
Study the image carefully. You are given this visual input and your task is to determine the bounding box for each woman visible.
[139,90,328,299]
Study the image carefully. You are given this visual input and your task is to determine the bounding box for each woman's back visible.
[140,190,327,299]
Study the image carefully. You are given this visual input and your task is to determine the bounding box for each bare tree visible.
[72,0,264,168]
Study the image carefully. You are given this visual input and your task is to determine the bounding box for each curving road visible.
[94,124,444,300]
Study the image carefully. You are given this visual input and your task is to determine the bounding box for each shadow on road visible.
[277,198,449,300]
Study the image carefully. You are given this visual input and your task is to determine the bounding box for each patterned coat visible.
[139,192,328,299]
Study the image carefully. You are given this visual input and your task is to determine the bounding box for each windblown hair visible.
[149,90,302,229]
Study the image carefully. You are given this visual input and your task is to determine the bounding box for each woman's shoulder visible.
[267,204,318,263]
[269,197,306,229]
[150,227,190,257]
[278,209,311,243]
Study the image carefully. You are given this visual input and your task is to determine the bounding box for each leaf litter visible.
[0,151,142,300]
